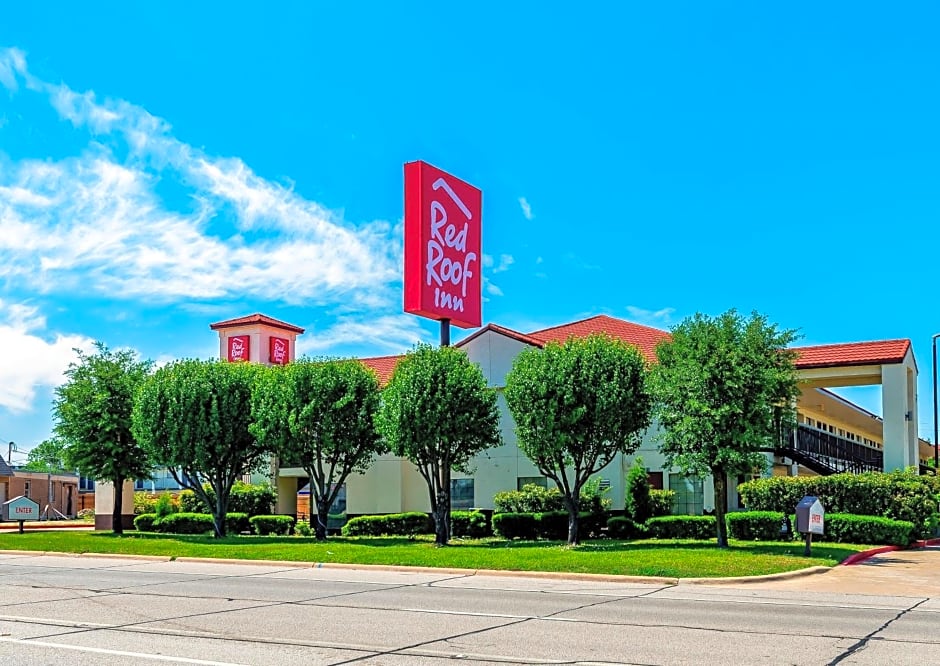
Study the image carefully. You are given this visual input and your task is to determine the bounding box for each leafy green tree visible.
[53,343,153,534]
[23,437,69,473]
[625,457,654,524]
[132,359,265,538]
[251,359,385,540]
[505,334,652,545]
[376,345,501,545]
[651,310,800,548]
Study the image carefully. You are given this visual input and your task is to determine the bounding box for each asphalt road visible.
[0,551,938,665]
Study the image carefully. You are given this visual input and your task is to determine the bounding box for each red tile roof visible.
[359,354,404,386]
[209,313,305,334]
[528,315,671,362]
[792,340,911,369]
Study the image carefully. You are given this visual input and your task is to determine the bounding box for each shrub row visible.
[492,511,606,540]
[451,511,490,538]
[178,482,277,517]
[341,512,433,537]
[493,480,610,516]
[726,511,785,541]
[134,512,291,535]
[723,511,915,546]
[738,470,940,538]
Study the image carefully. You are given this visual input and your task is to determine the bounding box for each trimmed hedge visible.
[134,513,158,532]
[812,513,915,547]
[726,511,786,541]
[535,511,606,540]
[738,470,940,538]
[154,512,215,535]
[341,512,433,537]
[249,515,295,536]
[646,515,716,540]
[492,512,538,540]
[451,511,490,538]
[225,512,250,535]
[606,516,646,540]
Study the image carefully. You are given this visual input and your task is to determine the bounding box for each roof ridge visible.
[528,313,669,337]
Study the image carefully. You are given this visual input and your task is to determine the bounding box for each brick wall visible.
[4,473,80,519]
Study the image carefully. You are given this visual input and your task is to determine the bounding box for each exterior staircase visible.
[776,425,883,475]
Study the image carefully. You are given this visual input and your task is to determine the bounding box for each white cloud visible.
[0,301,94,412]
[0,48,400,307]
[492,254,514,274]
[625,305,675,327]
[485,281,504,297]
[518,197,533,220]
[295,315,428,356]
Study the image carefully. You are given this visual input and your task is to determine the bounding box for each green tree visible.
[23,437,69,473]
[53,343,153,535]
[505,334,652,545]
[651,310,800,548]
[376,345,501,546]
[132,359,265,538]
[625,457,653,524]
[251,359,385,540]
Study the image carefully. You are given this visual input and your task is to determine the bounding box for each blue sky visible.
[1,3,938,457]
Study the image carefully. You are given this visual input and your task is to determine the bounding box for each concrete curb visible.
[680,566,831,585]
[839,538,940,566]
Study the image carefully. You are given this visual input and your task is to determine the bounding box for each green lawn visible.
[0,531,869,578]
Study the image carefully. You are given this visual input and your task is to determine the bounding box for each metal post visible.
[933,334,939,472]
[804,531,812,557]
[440,319,451,347]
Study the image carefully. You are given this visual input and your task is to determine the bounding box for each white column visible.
[906,365,919,468]
[882,363,912,471]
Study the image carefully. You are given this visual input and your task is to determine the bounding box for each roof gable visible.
[359,354,405,386]
[209,313,305,334]
[0,453,13,477]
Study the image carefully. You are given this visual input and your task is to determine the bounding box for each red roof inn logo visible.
[269,336,289,365]
[228,335,250,362]
[404,161,482,329]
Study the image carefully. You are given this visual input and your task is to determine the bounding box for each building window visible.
[24,481,30,499]
[79,477,95,492]
[668,474,703,515]
[517,476,548,490]
[50,482,55,502]
[647,471,664,490]
[450,478,475,510]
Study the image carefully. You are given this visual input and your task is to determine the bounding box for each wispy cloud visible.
[483,253,514,274]
[0,300,94,412]
[295,314,428,356]
[518,196,533,220]
[0,47,400,309]
[625,305,675,327]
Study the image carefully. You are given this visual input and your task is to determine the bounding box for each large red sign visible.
[404,161,482,329]
[227,335,250,362]
[269,336,289,365]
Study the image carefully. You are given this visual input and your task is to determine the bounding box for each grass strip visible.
[0,531,869,578]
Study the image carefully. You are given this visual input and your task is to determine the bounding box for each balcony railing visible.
[777,425,883,475]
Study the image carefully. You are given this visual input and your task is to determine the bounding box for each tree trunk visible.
[112,475,124,536]
[213,488,227,538]
[565,494,581,546]
[433,467,451,546]
[314,500,329,541]
[713,472,728,548]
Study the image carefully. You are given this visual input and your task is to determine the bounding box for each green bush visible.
[249,515,295,536]
[225,512,250,534]
[738,470,940,538]
[813,513,915,547]
[154,512,215,535]
[295,520,313,537]
[625,458,653,523]
[178,482,276,517]
[726,511,787,541]
[133,492,158,516]
[451,511,490,538]
[606,516,646,540]
[492,513,538,540]
[646,515,716,540]
[340,512,433,537]
[154,493,176,519]
[650,489,675,517]
[535,510,607,540]
[134,513,158,532]
[494,484,564,513]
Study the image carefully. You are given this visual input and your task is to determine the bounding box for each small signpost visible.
[2,496,40,534]
[795,495,825,556]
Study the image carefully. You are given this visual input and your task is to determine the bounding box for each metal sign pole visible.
[440,319,451,347]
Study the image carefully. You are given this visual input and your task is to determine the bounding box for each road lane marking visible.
[0,637,247,665]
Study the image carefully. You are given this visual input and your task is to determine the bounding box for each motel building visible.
[95,313,934,527]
